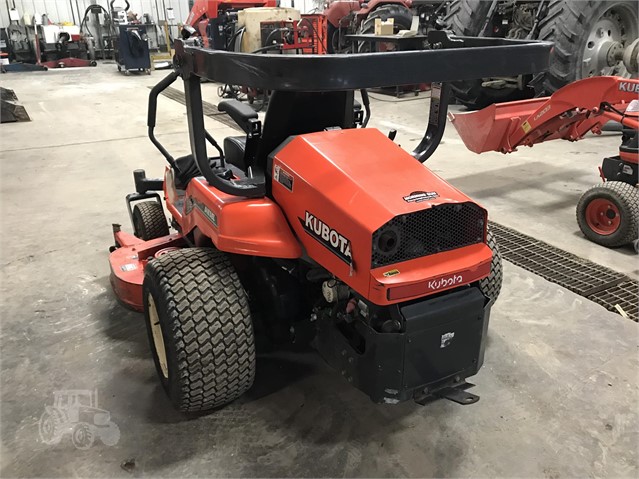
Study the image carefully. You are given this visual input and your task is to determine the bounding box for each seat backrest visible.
[255,90,356,169]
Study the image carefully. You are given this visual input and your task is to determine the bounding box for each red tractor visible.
[451,75,639,250]
[184,0,277,49]
[108,31,550,411]
[445,0,639,108]
[324,0,414,52]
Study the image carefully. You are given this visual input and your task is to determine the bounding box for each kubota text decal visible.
[300,211,352,264]
[619,81,639,93]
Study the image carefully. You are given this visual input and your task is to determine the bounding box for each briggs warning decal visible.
[403,191,438,203]
[273,164,294,191]
[300,211,352,264]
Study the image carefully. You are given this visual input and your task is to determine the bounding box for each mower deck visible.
[108,226,184,311]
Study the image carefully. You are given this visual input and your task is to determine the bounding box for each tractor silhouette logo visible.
[38,390,120,450]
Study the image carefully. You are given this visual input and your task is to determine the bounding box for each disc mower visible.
[450,76,639,250]
[108,31,551,412]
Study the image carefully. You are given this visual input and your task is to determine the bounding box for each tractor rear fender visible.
[356,0,413,21]
[165,171,302,259]
[324,0,411,28]
[324,1,361,28]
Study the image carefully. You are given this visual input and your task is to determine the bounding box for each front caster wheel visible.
[576,181,639,248]
[132,201,169,241]
[143,248,256,412]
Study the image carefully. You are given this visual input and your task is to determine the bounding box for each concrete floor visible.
[1,64,637,477]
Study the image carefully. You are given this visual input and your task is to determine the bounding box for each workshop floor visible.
[1,64,637,478]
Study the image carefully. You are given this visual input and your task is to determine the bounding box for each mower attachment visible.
[109,225,184,311]
[108,29,553,411]
[450,76,639,154]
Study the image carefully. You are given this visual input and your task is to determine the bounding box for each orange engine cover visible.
[271,128,493,305]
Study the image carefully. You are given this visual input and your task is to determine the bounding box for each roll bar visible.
[148,30,552,198]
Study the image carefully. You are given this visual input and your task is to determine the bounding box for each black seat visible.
[223,136,247,170]
[219,91,357,184]
[173,154,201,188]
[256,91,356,169]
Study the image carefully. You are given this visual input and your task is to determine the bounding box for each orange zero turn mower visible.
[108,32,551,412]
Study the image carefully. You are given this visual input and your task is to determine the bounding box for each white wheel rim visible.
[148,295,168,379]
[581,5,638,78]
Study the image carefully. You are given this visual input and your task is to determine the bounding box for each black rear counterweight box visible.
[314,287,490,404]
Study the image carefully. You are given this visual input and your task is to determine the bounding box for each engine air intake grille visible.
[371,202,486,268]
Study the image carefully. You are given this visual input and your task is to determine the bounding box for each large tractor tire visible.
[132,201,169,241]
[576,181,639,248]
[38,408,65,445]
[71,423,95,450]
[478,228,503,303]
[143,248,256,412]
[358,5,414,52]
[533,0,639,95]
[327,23,350,54]
[444,0,532,109]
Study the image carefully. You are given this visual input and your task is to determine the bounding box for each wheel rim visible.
[72,424,94,449]
[39,413,57,442]
[585,198,621,235]
[581,4,638,78]
[148,294,168,379]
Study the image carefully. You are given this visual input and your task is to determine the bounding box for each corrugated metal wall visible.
[1,0,317,28]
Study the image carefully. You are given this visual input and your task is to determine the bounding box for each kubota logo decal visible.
[300,211,352,264]
[619,81,639,94]
[428,274,463,291]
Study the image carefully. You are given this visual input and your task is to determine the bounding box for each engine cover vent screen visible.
[371,202,486,268]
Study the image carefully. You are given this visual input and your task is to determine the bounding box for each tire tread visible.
[478,228,503,302]
[133,202,170,240]
[576,181,639,248]
[144,248,255,412]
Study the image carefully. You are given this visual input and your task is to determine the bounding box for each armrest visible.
[218,99,258,134]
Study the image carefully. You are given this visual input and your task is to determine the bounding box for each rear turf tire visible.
[576,182,639,248]
[133,201,169,240]
[478,228,503,303]
[143,248,256,412]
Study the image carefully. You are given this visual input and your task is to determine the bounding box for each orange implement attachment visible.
[449,76,639,154]
[109,229,185,311]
